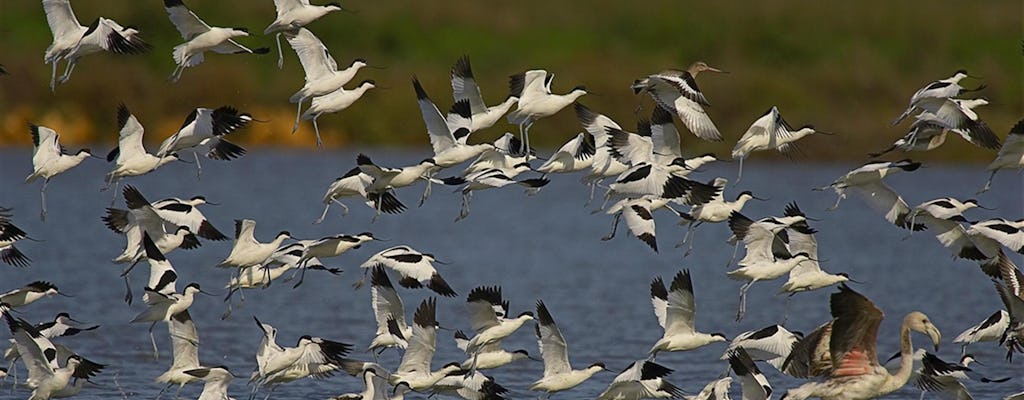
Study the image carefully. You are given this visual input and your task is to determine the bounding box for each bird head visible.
[711,332,729,342]
[905,311,941,351]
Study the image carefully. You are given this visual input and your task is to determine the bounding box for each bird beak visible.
[707,66,727,74]
[177,158,194,164]
[975,204,996,211]
[805,216,821,221]
[436,324,454,332]
[56,292,74,298]
[928,326,942,351]
[528,355,542,362]
[815,130,835,136]
[199,289,218,296]
[204,201,220,206]
[751,195,770,201]
[366,64,388,70]
[846,277,864,284]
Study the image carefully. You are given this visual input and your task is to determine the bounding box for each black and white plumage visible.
[914,352,1010,398]
[25,124,96,221]
[608,161,721,205]
[536,131,596,175]
[301,79,377,147]
[602,197,667,252]
[390,298,463,390]
[954,310,1009,354]
[315,167,374,223]
[442,166,550,222]
[910,197,987,224]
[131,282,205,360]
[4,309,104,400]
[249,317,352,396]
[722,324,802,372]
[994,257,1024,361]
[104,185,200,268]
[728,347,773,400]
[630,61,726,142]
[156,106,253,176]
[914,98,999,150]
[451,55,519,133]
[431,369,509,400]
[368,265,411,353]
[358,245,456,297]
[41,0,150,91]
[463,286,534,366]
[506,69,588,156]
[816,159,923,230]
[732,106,830,181]
[892,70,978,126]
[0,281,63,308]
[0,210,32,268]
[980,118,1024,193]
[596,360,683,400]
[649,270,727,357]
[155,310,203,396]
[530,300,609,395]
[104,104,182,192]
[966,219,1024,256]
[163,0,269,82]
[575,103,630,199]
[285,28,367,132]
[183,366,234,400]
[215,219,292,271]
[265,1,344,68]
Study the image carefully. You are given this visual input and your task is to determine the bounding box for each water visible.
[0,149,1022,399]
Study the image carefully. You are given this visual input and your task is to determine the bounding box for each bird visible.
[913,98,999,150]
[453,330,536,371]
[779,285,942,400]
[332,366,410,400]
[892,351,1010,400]
[25,124,97,221]
[3,312,99,366]
[676,178,763,253]
[814,159,922,216]
[458,132,532,178]
[130,283,207,360]
[356,153,432,218]
[105,185,201,270]
[600,197,670,252]
[156,106,254,177]
[431,370,509,400]
[215,219,291,280]
[154,310,202,398]
[649,270,727,358]
[0,281,65,309]
[284,28,367,131]
[721,324,803,371]
[441,166,550,222]
[530,300,610,396]
[965,218,1024,255]
[223,241,339,306]
[892,69,982,126]
[606,159,721,206]
[163,0,269,82]
[249,316,352,397]
[871,111,994,157]
[265,1,345,68]
[463,286,535,370]
[685,377,732,400]
[358,245,456,297]
[450,55,518,133]
[104,104,182,194]
[953,310,1009,356]
[728,347,773,400]
[41,0,150,91]
[506,69,588,155]
[909,197,989,224]
[291,232,375,287]
[535,131,596,176]
[725,208,808,269]
[315,166,374,223]
[993,259,1024,361]
[727,248,814,321]
[979,118,1024,193]
[367,266,411,355]
[631,61,727,141]
[732,106,831,182]
[574,103,630,203]
[777,205,853,317]
[183,366,235,400]
[3,309,104,400]
[0,209,34,268]
[389,298,463,391]
[300,80,377,147]
[596,360,683,400]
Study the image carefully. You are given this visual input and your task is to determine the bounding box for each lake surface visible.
[0,149,1022,399]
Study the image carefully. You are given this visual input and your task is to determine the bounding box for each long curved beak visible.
[975,204,996,211]
[928,326,942,351]
[204,201,220,206]
[56,291,74,298]
[751,195,770,201]
[815,130,835,136]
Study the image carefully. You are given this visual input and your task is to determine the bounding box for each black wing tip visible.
[116,103,131,130]
[198,220,228,241]
[669,269,693,294]
[142,232,166,261]
[573,102,595,124]
[450,99,472,118]
[429,273,457,297]
[163,0,185,7]
[122,185,148,209]
[650,105,674,125]
[453,54,473,78]
[413,297,437,327]
[370,265,392,288]
[650,276,668,300]
[535,300,555,326]
[412,76,429,100]
[639,360,674,380]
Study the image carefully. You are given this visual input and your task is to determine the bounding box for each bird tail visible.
[506,109,528,125]
[173,44,203,67]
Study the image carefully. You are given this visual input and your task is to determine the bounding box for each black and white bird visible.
[994,258,1024,361]
[3,312,99,365]
[596,360,683,400]
[300,80,377,147]
[315,167,374,223]
[355,153,428,219]
[224,241,338,306]
[450,55,518,133]
[156,106,254,177]
[25,124,97,221]
[980,118,1024,193]
[910,197,989,224]
[815,160,923,231]
[368,266,411,354]
[104,186,201,269]
[104,104,182,193]
[131,283,207,360]
[506,69,588,155]
[389,298,463,391]
[463,286,534,370]
[721,324,802,372]
[249,316,352,397]
[183,366,235,400]
[215,219,291,277]
[601,197,674,252]
[0,209,33,268]
[163,0,269,82]
[954,310,1009,355]
[285,28,367,131]
[431,370,509,400]
[290,232,375,287]
[41,0,150,91]
[631,61,727,142]
[649,270,727,358]
[530,300,610,395]
[575,103,629,201]
[155,310,203,398]
[265,1,344,68]
[442,166,549,222]
[732,106,831,181]
[677,178,762,253]
[536,131,596,176]
[3,310,104,400]
[892,69,981,126]
[358,246,456,297]
[727,347,773,400]
[0,281,64,309]
[453,330,536,371]
[914,98,999,150]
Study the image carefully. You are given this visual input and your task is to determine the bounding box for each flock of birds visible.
[0,0,1022,400]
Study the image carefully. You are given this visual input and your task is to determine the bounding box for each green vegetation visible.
[0,0,1019,162]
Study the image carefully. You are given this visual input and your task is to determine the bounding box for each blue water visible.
[0,149,1022,399]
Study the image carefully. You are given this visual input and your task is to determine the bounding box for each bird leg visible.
[455,191,472,222]
[314,203,332,224]
[312,116,324,148]
[123,275,133,305]
[39,179,48,222]
[292,98,305,134]
[725,243,740,269]
[783,294,794,326]
[736,158,744,183]
[420,172,434,207]
[977,170,997,194]
[154,383,172,400]
[193,152,203,179]
[149,321,160,360]
[58,58,76,84]
[275,33,285,69]
[601,214,621,241]
[353,269,368,289]
[683,223,702,257]
[49,62,58,92]
[827,193,845,211]
[736,281,753,321]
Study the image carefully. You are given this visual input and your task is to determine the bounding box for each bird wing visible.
[623,201,658,252]
[445,100,474,145]
[30,125,61,169]
[290,338,350,379]
[235,219,257,242]
[786,227,821,276]
[5,314,58,387]
[116,104,148,161]
[210,39,255,55]
[606,126,654,166]
[733,107,779,157]
[535,300,571,377]
[730,213,787,265]
[285,28,336,82]
[168,310,200,371]
[850,181,920,230]
[969,220,1024,254]
[77,18,150,55]
[725,325,799,367]
[450,55,487,115]
[828,285,884,376]
[164,0,211,40]
[649,106,682,160]
[663,270,696,335]
[466,286,502,334]
[649,75,722,141]
[917,214,987,260]
[381,253,436,283]
[41,0,81,43]
[649,277,668,330]
[397,298,437,375]
[412,77,456,154]
[272,0,305,16]
[370,266,407,335]
[574,103,622,144]
[782,321,833,378]
[728,348,771,400]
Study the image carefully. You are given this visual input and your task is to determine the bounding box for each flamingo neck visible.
[889,318,915,388]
